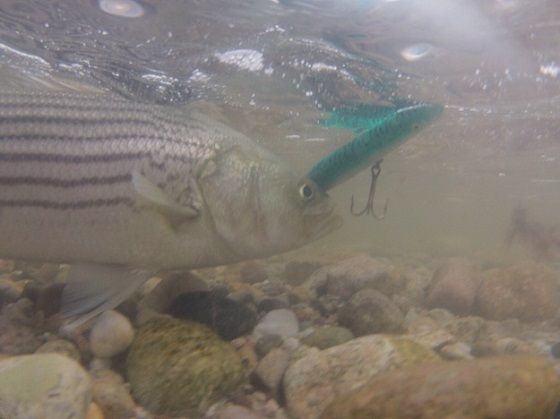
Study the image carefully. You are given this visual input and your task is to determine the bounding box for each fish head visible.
[199,145,342,260]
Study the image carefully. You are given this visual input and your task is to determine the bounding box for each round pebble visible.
[253,309,299,340]
[89,310,134,358]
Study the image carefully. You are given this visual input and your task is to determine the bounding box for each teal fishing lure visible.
[319,102,397,133]
[308,101,443,191]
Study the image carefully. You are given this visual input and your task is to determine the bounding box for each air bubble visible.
[98,0,145,18]
[401,43,433,62]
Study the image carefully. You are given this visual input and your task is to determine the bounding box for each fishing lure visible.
[308,100,443,215]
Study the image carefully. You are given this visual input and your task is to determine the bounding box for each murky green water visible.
[0,0,559,266]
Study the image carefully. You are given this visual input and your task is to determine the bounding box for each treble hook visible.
[350,160,388,219]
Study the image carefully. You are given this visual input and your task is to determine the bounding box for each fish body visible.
[0,90,341,323]
[309,101,443,190]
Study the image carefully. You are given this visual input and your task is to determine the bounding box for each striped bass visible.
[0,90,342,326]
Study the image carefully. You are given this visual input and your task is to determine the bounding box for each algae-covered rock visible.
[301,326,354,350]
[0,353,92,419]
[126,317,242,417]
[321,356,560,418]
[284,334,439,419]
[337,289,404,336]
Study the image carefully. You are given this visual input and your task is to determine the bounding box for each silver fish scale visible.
[0,90,219,209]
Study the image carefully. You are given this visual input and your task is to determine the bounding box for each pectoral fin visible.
[132,171,199,218]
[61,264,153,330]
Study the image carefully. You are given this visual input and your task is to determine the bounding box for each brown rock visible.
[284,258,326,287]
[321,356,560,419]
[473,263,560,322]
[337,289,404,336]
[0,311,42,355]
[92,370,136,419]
[250,348,289,400]
[326,255,395,299]
[284,335,439,419]
[240,262,269,284]
[425,257,480,316]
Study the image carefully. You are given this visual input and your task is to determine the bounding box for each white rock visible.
[253,309,299,340]
[0,353,92,419]
[89,310,134,358]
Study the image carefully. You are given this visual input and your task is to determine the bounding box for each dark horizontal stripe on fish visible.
[0,151,152,164]
[0,115,165,130]
[0,133,206,153]
[0,197,136,210]
[0,173,131,188]
[0,149,197,169]
[0,101,181,126]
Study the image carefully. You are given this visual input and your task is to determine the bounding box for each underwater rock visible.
[425,256,480,316]
[306,254,396,300]
[473,263,560,322]
[34,282,65,319]
[337,289,404,336]
[253,309,299,340]
[250,347,289,400]
[438,342,473,360]
[89,310,134,358]
[0,311,43,355]
[255,334,284,359]
[239,261,269,284]
[301,326,354,350]
[0,277,22,304]
[217,404,267,419]
[0,353,92,419]
[35,338,81,362]
[406,329,456,352]
[284,335,439,419]
[126,317,243,417]
[237,338,259,374]
[258,278,289,296]
[257,296,289,313]
[320,356,560,419]
[168,291,257,341]
[91,369,136,419]
[444,315,488,344]
[283,257,327,287]
[136,271,208,325]
[85,402,104,419]
[401,266,433,306]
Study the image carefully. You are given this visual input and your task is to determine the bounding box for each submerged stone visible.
[321,356,560,418]
[425,256,480,316]
[284,334,439,419]
[473,263,560,322]
[89,310,134,358]
[337,289,404,336]
[301,326,354,350]
[168,291,257,340]
[253,309,299,340]
[35,338,81,362]
[126,317,243,417]
[0,353,92,419]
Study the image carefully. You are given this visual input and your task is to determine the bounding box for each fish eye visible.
[299,183,314,201]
